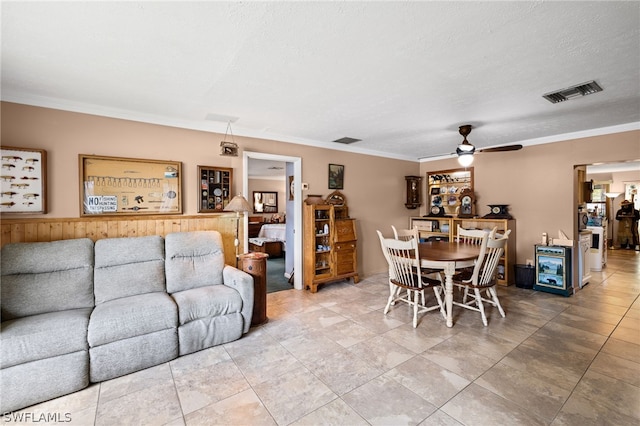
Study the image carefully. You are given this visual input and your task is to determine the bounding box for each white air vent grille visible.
[543,81,603,104]
[333,137,362,144]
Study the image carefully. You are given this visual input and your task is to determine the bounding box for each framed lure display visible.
[79,154,182,216]
[1,146,47,214]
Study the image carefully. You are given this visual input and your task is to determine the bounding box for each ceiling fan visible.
[422,125,523,166]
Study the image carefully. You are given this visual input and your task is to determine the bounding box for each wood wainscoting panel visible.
[0,215,242,266]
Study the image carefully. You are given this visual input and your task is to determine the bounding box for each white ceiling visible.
[248,158,286,179]
[587,160,640,174]
[2,1,639,162]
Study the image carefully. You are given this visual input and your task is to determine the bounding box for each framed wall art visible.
[289,175,295,201]
[79,154,182,216]
[220,141,238,157]
[1,146,47,213]
[328,164,344,190]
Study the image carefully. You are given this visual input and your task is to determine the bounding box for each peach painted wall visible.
[420,130,640,266]
[1,102,419,278]
[3,102,638,278]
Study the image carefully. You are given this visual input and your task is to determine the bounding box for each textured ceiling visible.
[2,1,639,162]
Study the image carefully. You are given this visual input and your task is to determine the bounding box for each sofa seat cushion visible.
[88,292,177,347]
[1,308,92,369]
[171,285,243,326]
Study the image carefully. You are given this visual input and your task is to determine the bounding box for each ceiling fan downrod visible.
[456,125,475,155]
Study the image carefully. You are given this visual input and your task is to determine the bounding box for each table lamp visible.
[224,194,252,266]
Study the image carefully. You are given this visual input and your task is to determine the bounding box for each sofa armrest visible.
[222,265,254,333]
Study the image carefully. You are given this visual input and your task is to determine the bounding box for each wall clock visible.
[404,175,422,209]
[483,204,512,219]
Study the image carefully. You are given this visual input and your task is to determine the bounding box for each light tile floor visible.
[4,250,639,425]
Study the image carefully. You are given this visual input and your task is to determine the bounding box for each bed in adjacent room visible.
[249,223,286,257]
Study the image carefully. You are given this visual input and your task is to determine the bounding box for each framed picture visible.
[220,141,239,157]
[79,154,182,216]
[1,146,47,213]
[328,164,344,189]
[289,175,295,201]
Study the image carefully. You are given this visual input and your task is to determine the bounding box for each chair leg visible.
[474,288,488,326]
[412,290,419,328]
[384,282,402,315]
[489,287,506,317]
[462,287,471,304]
[388,282,395,306]
[432,286,446,319]
[384,288,396,314]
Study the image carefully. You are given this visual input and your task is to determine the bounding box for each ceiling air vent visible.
[543,80,603,104]
[332,137,361,144]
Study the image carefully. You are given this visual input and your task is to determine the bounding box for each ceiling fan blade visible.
[418,152,456,160]
[478,144,523,153]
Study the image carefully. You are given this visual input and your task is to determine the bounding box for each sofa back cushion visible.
[165,231,225,293]
[94,235,166,304]
[1,238,94,320]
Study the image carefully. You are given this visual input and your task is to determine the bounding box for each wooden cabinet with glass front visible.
[303,194,359,292]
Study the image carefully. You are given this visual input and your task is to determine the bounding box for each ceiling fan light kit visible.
[456,124,475,166]
[458,152,474,167]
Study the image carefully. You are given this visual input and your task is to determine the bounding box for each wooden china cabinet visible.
[303,191,359,292]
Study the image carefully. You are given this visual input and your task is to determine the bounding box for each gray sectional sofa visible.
[0,231,254,413]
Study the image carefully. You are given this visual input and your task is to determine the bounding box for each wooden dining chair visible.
[456,225,497,244]
[451,226,495,282]
[391,225,441,277]
[452,233,508,326]
[494,229,512,240]
[377,231,445,328]
[391,225,420,241]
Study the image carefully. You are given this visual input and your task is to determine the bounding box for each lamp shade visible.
[224,194,252,213]
[457,153,474,167]
[604,192,622,199]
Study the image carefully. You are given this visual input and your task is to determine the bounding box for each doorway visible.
[243,151,303,290]
[586,161,640,249]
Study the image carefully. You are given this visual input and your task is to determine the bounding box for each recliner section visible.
[89,235,178,382]
[1,238,95,414]
[165,231,249,356]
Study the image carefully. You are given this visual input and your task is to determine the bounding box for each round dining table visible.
[418,241,481,327]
